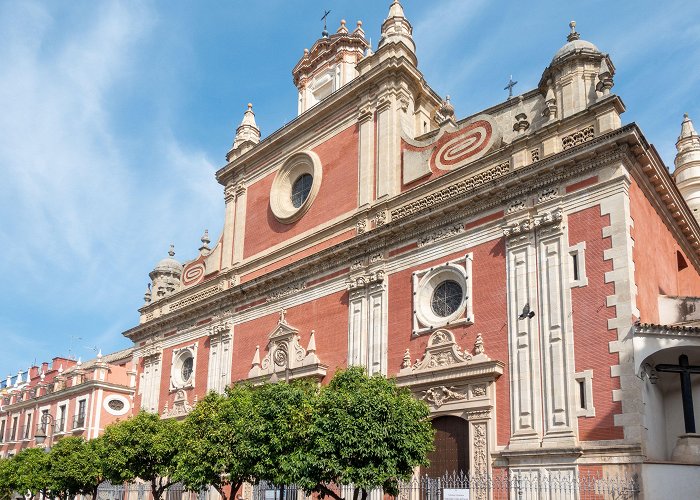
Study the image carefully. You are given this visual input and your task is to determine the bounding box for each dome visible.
[551,21,601,63]
[552,39,600,62]
[151,245,183,276]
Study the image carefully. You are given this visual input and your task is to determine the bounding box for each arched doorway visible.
[424,415,470,477]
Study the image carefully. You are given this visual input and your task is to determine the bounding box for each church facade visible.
[123,1,700,497]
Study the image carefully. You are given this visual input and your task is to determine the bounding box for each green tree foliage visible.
[102,411,181,500]
[249,380,317,487]
[47,436,105,499]
[305,367,434,500]
[4,447,50,499]
[176,385,260,500]
[0,458,14,500]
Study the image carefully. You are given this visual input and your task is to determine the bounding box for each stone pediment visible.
[247,310,327,383]
[396,330,503,387]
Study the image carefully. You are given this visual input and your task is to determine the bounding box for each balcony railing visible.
[73,414,86,430]
[54,418,66,434]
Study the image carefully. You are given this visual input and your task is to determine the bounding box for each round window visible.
[431,280,463,317]
[181,356,194,383]
[108,399,125,411]
[291,174,313,208]
[269,151,323,224]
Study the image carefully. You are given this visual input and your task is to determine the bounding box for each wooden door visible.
[424,416,470,477]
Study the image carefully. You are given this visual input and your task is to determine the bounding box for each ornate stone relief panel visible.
[247,310,326,383]
[502,207,577,445]
[162,389,197,419]
[347,269,388,375]
[207,320,232,393]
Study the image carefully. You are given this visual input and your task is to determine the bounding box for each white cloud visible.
[0,1,223,371]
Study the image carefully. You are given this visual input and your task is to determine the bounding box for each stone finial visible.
[679,113,699,143]
[474,334,484,355]
[307,330,317,354]
[378,0,416,57]
[144,283,152,304]
[337,19,348,34]
[168,244,175,258]
[279,309,287,325]
[439,95,456,125]
[596,58,614,96]
[199,229,211,255]
[543,83,558,120]
[15,370,22,385]
[231,103,261,158]
[58,364,63,374]
[97,349,103,360]
[402,348,412,369]
[76,357,82,367]
[513,96,530,133]
[40,370,45,381]
[567,20,580,42]
[252,345,261,368]
[354,20,365,37]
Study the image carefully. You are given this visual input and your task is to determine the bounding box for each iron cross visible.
[504,75,518,99]
[655,354,700,433]
[321,10,331,31]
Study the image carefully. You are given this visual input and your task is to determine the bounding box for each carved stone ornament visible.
[346,270,385,290]
[417,223,464,248]
[162,389,197,419]
[207,320,231,338]
[421,386,467,408]
[400,329,490,376]
[141,341,163,359]
[266,281,306,302]
[247,310,326,382]
[502,208,563,237]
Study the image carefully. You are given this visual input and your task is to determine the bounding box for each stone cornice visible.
[634,321,700,337]
[0,381,134,413]
[124,125,686,343]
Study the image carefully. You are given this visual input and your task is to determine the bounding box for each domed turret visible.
[674,114,700,223]
[539,21,614,120]
[148,245,183,301]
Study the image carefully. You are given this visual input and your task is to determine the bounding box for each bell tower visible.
[292,18,369,115]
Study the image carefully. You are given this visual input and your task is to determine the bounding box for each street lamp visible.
[34,412,54,449]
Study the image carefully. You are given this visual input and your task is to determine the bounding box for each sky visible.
[1,0,699,378]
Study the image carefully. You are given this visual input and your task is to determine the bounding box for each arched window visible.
[424,416,470,477]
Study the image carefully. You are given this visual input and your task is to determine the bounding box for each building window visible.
[0,419,5,443]
[568,242,588,288]
[431,280,463,317]
[57,404,67,433]
[412,254,473,336]
[574,370,595,417]
[104,395,131,416]
[291,173,313,208]
[270,151,323,224]
[24,413,32,440]
[74,400,86,429]
[170,344,197,391]
[10,417,17,441]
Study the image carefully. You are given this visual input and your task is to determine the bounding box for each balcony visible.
[72,414,86,431]
[54,418,66,434]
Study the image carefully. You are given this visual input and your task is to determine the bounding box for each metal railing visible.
[73,413,86,430]
[96,482,210,500]
[251,471,640,500]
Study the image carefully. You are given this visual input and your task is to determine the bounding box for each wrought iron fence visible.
[252,471,640,500]
[96,482,210,500]
[396,471,640,500]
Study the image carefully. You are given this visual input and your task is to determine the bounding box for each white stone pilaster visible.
[358,105,375,207]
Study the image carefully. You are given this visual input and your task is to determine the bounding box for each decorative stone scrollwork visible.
[162,389,197,419]
[248,311,326,382]
[417,223,464,248]
[421,386,467,408]
[400,329,490,376]
[537,187,558,204]
[374,209,388,227]
[562,125,594,150]
[266,281,307,302]
[502,208,563,238]
[356,218,367,234]
[346,270,385,290]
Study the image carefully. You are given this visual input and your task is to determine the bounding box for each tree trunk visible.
[315,484,344,500]
[353,488,360,500]
[214,485,228,500]
[360,489,368,500]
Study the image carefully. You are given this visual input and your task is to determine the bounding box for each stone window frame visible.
[103,394,131,416]
[574,369,595,418]
[568,241,588,288]
[412,254,473,336]
[270,151,323,224]
[170,343,198,392]
[74,396,89,429]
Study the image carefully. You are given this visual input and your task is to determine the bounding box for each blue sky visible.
[1,0,699,378]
